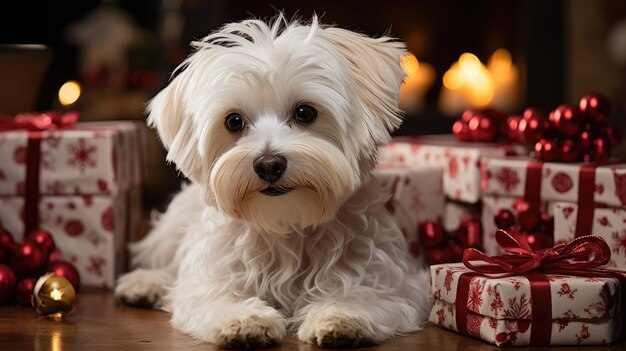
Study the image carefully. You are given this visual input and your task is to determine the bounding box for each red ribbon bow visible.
[463,229,611,277]
[0,111,78,131]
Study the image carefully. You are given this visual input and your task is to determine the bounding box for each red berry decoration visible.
[16,277,36,307]
[456,219,482,249]
[550,104,582,137]
[468,114,498,142]
[25,230,55,252]
[559,139,581,162]
[425,247,456,265]
[494,209,515,230]
[534,138,559,161]
[418,221,446,248]
[579,93,611,123]
[0,264,17,304]
[47,260,80,290]
[452,120,471,141]
[518,108,550,145]
[0,228,14,263]
[10,241,48,276]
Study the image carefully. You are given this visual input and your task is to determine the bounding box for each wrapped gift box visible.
[373,163,444,261]
[381,135,526,203]
[481,156,626,206]
[553,202,626,269]
[429,262,624,346]
[0,120,145,288]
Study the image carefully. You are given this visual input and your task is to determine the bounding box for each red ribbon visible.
[1,111,78,235]
[455,230,624,346]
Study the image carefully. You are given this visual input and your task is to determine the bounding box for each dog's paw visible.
[298,312,375,349]
[114,269,170,309]
[216,313,286,349]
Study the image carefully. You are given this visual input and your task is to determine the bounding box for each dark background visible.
[1,0,626,208]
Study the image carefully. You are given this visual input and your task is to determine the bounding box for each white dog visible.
[115,15,429,349]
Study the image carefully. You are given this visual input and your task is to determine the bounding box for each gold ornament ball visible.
[32,273,76,319]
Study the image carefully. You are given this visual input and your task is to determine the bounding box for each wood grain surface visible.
[0,289,624,350]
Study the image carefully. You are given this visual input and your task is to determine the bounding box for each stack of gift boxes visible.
[0,112,145,290]
[375,92,626,346]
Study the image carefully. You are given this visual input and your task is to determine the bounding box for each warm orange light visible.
[58,80,81,106]
[440,49,518,114]
[400,52,436,113]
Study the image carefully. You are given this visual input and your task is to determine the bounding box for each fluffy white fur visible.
[115,15,430,349]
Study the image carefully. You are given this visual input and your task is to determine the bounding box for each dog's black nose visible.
[253,154,287,182]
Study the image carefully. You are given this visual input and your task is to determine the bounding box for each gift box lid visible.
[0,121,144,196]
[481,156,626,208]
[430,263,621,321]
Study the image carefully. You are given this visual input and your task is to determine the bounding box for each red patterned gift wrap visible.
[0,114,145,288]
[429,230,626,346]
[373,163,444,262]
[481,156,626,206]
[553,202,626,269]
[382,135,526,203]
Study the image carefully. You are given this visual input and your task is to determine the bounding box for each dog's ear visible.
[322,27,406,143]
[147,69,203,181]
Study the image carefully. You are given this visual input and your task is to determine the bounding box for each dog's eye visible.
[293,105,317,124]
[225,113,245,132]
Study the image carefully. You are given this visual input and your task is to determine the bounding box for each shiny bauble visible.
[579,93,611,123]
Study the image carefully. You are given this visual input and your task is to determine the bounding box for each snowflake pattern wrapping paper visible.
[373,164,444,262]
[429,263,625,346]
[481,156,626,207]
[381,135,526,204]
[553,202,626,269]
[0,121,145,288]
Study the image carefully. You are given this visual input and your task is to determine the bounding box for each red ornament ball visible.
[525,232,552,251]
[468,114,498,142]
[451,243,464,261]
[25,230,55,252]
[606,124,622,147]
[559,139,581,162]
[15,277,36,307]
[505,115,522,142]
[0,228,14,263]
[0,264,17,304]
[580,130,594,151]
[494,209,515,230]
[418,221,446,248]
[456,219,483,249]
[425,247,456,265]
[579,93,611,123]
[452,120,472,141]
[515,202,542,232]
[10,241,48,276]
[48,249,64,263]
[518,109,550,145]
[550,104,582,137]
[534,138,559,161]
[46,260,80,290]
[586,138,611,162]
[461,109,480,123]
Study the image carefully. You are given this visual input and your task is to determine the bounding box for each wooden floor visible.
[0,289,624,350]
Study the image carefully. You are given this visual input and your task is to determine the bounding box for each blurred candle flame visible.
[440,49,518,116]
[399,52,436,114]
